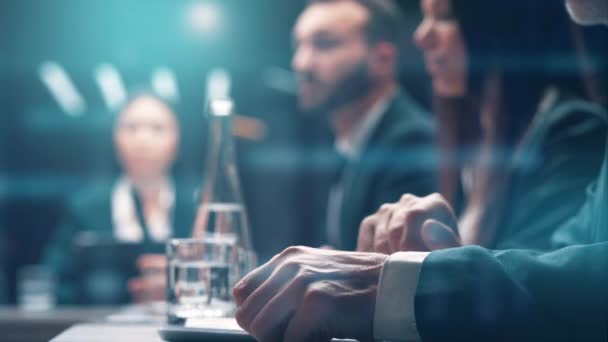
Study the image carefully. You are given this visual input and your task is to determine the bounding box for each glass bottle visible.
[193,98,256,290]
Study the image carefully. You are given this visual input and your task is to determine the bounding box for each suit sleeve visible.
[415,244,608,341]
[496,105,606,250]
[552,138,608,247]
[551,182,599,247]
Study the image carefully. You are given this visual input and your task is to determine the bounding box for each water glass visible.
[18,265,55,311]
[166,235,240,325]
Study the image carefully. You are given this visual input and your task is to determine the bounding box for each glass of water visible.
[166,235,240,325]
[18,265,55,311]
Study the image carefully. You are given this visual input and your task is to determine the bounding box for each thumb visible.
[421,219,461,251]
[357,217,376,252]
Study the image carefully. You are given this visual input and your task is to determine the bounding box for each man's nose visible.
[292,45,314,73]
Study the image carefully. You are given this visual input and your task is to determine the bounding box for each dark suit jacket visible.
[43,179,197,304]
[415,116,608,340]
[494,97,607,249]
[336,90,437,250]
[553,126,608,247]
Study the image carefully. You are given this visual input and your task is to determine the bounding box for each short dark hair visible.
[308,0,405,46]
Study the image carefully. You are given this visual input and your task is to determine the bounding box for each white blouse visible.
[111,177,175,243]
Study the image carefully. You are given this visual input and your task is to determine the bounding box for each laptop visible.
[72,232,165,305]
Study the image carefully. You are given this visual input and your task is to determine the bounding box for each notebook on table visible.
[158,318,359,342]
[158,318,255,341]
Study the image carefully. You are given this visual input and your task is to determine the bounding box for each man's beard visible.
[566,0,608,25]
[300,60,374,116]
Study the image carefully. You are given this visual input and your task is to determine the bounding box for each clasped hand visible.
[233,246,388,342]
[357,193,462,253]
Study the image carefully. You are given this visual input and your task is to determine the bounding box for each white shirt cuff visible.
[374,252,429,342]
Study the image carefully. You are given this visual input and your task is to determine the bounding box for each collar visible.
[335,90,396,160]
[111,176,175,242]
[115,176,176,209]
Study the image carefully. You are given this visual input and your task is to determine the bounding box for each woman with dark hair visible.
[43,94,197,304]
[357,0,607,253]
[409,0,607,249]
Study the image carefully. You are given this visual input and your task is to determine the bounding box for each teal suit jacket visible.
[416,114,608,340]
[494,97,607,249]
[43,180,197,304]
[553,127,608,246]
[337,90,437,250]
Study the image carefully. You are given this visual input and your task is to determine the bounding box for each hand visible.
[128,254,167,304]
[357,193,461,254]
[233,246,388,342]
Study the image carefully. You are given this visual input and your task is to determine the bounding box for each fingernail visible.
[426,222,445,243]
[233,280,247,295]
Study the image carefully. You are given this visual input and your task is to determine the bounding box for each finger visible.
[147,273,167,292]
[373,205,394,254]
[387,209,410,253]
[233,258,278,306]
[246,273,309,342]
[282,308,321,342]
[128,278,140,294]
[137,254,167,270]
[128,278,144,303]
[233,246,302,305]
[398,193,419,206]
[425,193,459,229]
[356,216,377,252]
[398,194,458,251]
[421,219,461,250]
[397,207,430,252]
[235,262,299,332]
[282,286,333,342]
[386,195,421,252]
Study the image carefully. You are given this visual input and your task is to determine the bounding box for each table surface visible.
[42,307,359,342]
[51,323,165,342]
[0,306,117,323]
[0,306,119,342]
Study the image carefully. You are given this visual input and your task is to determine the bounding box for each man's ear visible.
[369,42,398,78]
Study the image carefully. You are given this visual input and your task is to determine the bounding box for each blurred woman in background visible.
[44,94,197,304]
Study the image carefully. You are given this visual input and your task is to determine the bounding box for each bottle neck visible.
[192,100,255,257]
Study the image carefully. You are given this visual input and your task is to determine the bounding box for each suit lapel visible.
[338,95,403,250]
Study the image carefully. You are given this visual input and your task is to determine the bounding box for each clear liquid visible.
[168,261,233,323]
[196,203,256,275]
[168,203,256,324]
[202,203,248,240]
